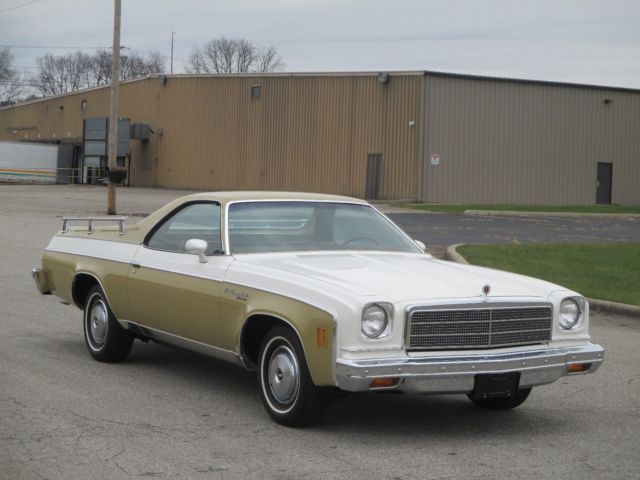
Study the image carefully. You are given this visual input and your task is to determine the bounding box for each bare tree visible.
[0,48,24,105]
[0,48,11,79]
[34,52,92,96]
[120,51,166,80]
[32,49,167,96]
[235,38,256,73]
[186,36,284,74]
[145,50,167,75]
[88,49,112,86]
[255,46,285,73]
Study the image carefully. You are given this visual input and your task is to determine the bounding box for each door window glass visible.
[147,202,222,254]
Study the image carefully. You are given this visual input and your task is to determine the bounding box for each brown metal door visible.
[596,162,612,205]
[365,154,382,200]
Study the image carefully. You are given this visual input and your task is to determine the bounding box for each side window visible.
[147,202,222,254]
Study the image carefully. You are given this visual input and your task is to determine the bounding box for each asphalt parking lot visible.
[1,185,639,480]
[393,211,640,248]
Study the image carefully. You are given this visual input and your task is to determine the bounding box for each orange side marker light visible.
[567,363,591,373]
[316,327,329,349]
[370,377,400,389]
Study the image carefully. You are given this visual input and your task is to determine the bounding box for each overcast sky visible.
[1,0,639,88]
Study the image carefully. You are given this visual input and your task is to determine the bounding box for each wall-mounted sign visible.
[431,154,440,166]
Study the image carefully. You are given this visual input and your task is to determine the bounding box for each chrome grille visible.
[407,305,553,350]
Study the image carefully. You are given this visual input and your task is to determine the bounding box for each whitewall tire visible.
[83,285,133,363]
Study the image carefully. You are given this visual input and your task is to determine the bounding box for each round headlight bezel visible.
[361,303,390,338]
[559,297,582,330]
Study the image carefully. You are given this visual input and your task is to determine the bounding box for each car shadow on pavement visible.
[320,392,570,438]
[49,335,575,437]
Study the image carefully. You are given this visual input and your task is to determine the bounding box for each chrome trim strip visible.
[405,300,554,314]
[335,343,604,392]
[120,320,244,367]
[130,260,227,282]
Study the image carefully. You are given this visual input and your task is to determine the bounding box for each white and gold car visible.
[32,192,604,426]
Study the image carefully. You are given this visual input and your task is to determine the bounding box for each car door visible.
[126,201,234,348]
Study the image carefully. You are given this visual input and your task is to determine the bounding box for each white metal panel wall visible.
[0,141,58,183]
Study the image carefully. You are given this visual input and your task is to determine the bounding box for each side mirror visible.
[185,238,208,263]
[414,240,426,252]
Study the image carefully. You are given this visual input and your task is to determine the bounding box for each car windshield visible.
[228,201,421,254]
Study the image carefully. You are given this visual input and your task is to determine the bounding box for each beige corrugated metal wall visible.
[0,79,159,185]
[0,80,157,147]
[146,74,422,198]
[0,74,423,200]
[2,72,638,204]
[423,74,640,204]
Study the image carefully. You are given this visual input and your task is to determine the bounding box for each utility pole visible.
[170,31,174,74]
[107,0,121,215]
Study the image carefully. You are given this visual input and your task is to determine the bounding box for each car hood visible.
[232,252,563,303]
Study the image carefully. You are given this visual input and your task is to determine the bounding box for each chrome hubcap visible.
[89,299,108,346]
[268,345,299,405]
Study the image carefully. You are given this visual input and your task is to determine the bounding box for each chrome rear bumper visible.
[335,343,604,393]
[32,267,51,295]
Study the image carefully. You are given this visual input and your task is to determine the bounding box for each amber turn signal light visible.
[369,377,400,388]
[567,363,591,373]
[316,327,329,349]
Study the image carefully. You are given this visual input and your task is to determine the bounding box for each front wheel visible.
[83,285,133,362]
[467,387,532,410]
[258,326,332,427]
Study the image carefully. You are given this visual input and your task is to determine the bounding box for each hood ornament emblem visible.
[482,284,491,298]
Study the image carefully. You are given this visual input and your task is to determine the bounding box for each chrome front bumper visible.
[335,343,604,393]
[31,267,51,295]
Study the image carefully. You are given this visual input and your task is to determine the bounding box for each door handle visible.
[132,263,141,269]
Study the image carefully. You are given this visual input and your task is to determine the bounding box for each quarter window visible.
[147,202,222,254]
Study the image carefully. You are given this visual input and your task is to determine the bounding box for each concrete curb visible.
[444,243,469,264]
[444,243,640,318]
[376,204,433,214]
[585,298,640,317]
[464,209,640,219]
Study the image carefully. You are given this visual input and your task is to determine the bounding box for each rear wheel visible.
[467,387,532,410]
[83,285,133,362]
[258,326,332,427]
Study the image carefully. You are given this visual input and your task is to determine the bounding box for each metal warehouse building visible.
[1,71,638,204]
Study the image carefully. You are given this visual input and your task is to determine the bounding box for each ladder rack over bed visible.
[62,216,128,235]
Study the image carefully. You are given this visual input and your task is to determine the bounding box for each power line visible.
[0,0,40,14]
[0,44,127,49]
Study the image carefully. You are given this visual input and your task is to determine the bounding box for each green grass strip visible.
[458,243,640,306]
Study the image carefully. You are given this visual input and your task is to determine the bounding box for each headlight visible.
[559,298,582,329]
[361,304,389,338]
